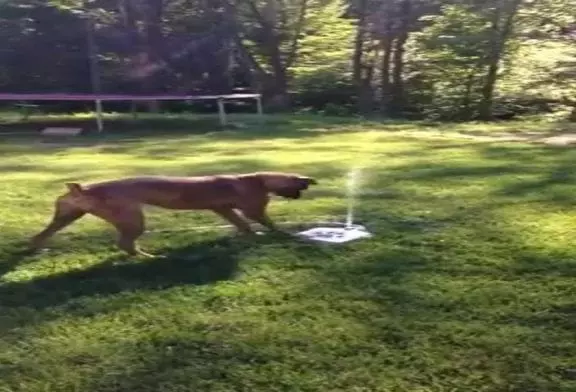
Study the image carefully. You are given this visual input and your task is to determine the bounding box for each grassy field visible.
[0,114,574,392]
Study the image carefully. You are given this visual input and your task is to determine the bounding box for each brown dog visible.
[29,172,317,257]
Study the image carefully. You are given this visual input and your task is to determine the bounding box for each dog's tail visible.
[65,182,84,196]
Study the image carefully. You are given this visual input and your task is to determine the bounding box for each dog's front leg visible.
[29,198,86,251]
[212,208,254,235]
[246,211,280,232]
[239,203,284,233]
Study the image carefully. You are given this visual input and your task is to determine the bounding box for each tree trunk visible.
[142,0,166,112]
[285,0,309,70]
[267,46,291,110]
[569,107,576,122]
[389,34,408,115]
[119,0,138,42]
[119,0,166,112]
[352,0,370,114]
[359,64,375,114]
[266,0,311,110]
[260,0,290,109]
[479,62,498,119]
[460,70,476,119]
[232,0,293,110]
[389,0,411,116]
[478,0,523,120]
[379,34,393,115]
[352,0,367,87]
[562,97,576,122]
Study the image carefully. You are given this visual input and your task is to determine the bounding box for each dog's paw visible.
[271,229,293,237]
[133,250,162,259]
[232,230,257,237]
[25,245,50,255]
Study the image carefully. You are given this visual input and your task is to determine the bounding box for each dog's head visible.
[250,172,318,199]
[63,182,99,210]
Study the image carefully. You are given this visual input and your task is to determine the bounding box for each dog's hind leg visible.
[29,198,86,250]
[90,202,154,258]
[116,224,153,258]
[111,208,153,257]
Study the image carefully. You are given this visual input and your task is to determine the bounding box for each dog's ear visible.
[65,183,84,196]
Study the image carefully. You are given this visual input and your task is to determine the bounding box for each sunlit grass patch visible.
[0,115,574,392]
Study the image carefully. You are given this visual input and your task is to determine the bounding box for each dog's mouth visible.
[275,188,302,199]
[272,177,317,199]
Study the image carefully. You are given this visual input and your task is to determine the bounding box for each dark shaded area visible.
[0,113,245,134]
[0,115,367,158]
[0,236,250,312]
[0,248,37,281]
[89,336,286,392]
[367,140,576,208]
[388,162,531,181]
[310,247,575,390]
[0,231,306,323]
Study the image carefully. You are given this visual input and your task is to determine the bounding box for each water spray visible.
[295,167,373,244]
[345,167,361,230]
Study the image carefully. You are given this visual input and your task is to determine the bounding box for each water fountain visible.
[296,168,373,244]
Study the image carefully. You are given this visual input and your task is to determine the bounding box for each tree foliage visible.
[0,0,574,119]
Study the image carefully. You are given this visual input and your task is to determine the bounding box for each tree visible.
[223,0,323,110]
[348,0,441,116]
[350,0,372,113]
[411,4,494,119]
[477,0,524,119]
[0,0,91,93]
[290,0,355,111]
[0,0,573,121]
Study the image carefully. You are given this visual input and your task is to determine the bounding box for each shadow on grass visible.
[89,336,284,392]
[0,113,229,133]
[362,140,576,208]
[0,114,369,160]
[0,230,305,313]
[293,210,576,389]
[0,248,37,281]
[0,113,359,138]
[0,236,249,312]
[73,233,575,391]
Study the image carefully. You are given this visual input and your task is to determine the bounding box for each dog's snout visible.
[297,176,317,187]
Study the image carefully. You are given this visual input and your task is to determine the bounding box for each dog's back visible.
[75,175,263,210]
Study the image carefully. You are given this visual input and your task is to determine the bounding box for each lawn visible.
[0,114,574,392]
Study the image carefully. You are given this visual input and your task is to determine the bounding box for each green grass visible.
[0,114,574,392]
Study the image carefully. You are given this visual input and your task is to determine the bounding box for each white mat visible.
[296,224,372,244]
[41,127,83,136]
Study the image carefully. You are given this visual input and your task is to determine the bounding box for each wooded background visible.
[0,0,574,121]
